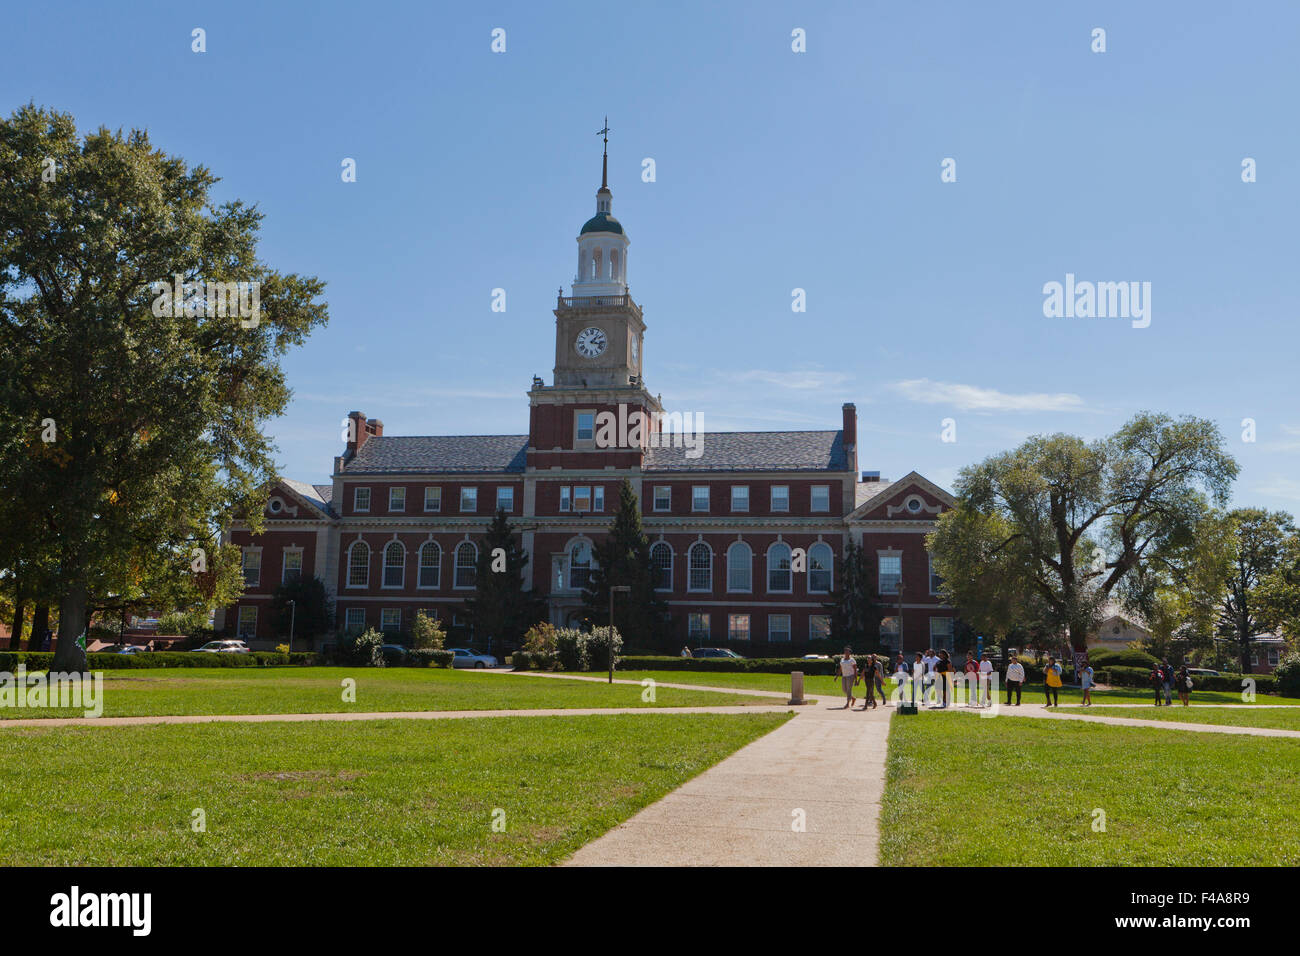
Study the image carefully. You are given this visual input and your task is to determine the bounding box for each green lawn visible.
[0,711,791,865]
[0,667,767,720]
[880,711,1300,866]
[1064,706,1300,732]
[600,669,811,694]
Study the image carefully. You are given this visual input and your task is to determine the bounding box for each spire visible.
[597,116,610,190]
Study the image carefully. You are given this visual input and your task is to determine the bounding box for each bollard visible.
[789,670,805,705]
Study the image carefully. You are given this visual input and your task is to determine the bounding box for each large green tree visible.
[1211,508,1298,672]
[583,479,666,648]
[462,509,547,653]
[270,574,335,651]
[928,412,1237,651]
[822,540,884,646]
[0,105,327,670]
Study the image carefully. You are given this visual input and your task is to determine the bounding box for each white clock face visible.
[575,326,607,358]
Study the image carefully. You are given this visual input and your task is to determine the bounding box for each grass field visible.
[880,711,1300,866]
[0,667,766,720]
[0,711,791,865]
[1063,706,1300,731]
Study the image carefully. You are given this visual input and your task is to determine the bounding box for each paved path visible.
[565,701,891,867]
[473,668,803,699]
[0,704,794,730]
[943,703,1300,739]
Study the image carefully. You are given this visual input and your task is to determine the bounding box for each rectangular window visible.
[731,485,749,512]
[1268,648,1281,666]
[576,412,595,441]
[770,485,789,512]
[241,549,261,587]
[281,550,302,584]
[380,608,402,633]
[389,487,406,512]
[692,486,709,512]
[559,486,571,512]
[424,486,441,512]
[768,614,792,643]
[688,613,710,641]
[880,616,901,651]
[809,615,831,641]
[653,486,671,511]
[929,554,943,595]
[460,487,477,512]
[496,487,514,512]
[237,606,257,639]
[728,614,750,642]
[930,617,954,652]
[344,608,366,635]
[811,485,830,512]
[879,554,902,594]
[354,487,370,513]
[593,486,605,512]
[573,486,593,512]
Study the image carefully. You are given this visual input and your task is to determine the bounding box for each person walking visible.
[1149,663,1164,705]
[963,651,978,707]
[860,654,877,710]
[922,648,938,706]
[935,649,952,708]
[838,647,858,709]
[871,654,887,706]
[978,652,994,707]
[1159,659,1175,707]
[1005,654,1025,706]
[895,655,912,705]
[1043,656,1062,707]
[1079,658,1095,706]
[1176,664,1192,707]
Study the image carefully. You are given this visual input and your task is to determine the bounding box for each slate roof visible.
[281,478,335,517]
[341,435,529,474]
[643,430,846,473]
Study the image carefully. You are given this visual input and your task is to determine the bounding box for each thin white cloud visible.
[890,379,1087,413]
[728,368,854,391]
[1254,476,1300,502]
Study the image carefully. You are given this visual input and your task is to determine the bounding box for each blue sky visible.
[5,1,1299,508]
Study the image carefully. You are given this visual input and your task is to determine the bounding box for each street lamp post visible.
[609,586,631,684]
[287,599,296,657]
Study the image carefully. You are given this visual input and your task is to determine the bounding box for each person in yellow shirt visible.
[1043,656,1063,707]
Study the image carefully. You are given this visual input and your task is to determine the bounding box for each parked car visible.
[380,644,409,666]
[192,640,250,654]
[691,647,745,660]
[449,648,499,669]
[117,645,150,655]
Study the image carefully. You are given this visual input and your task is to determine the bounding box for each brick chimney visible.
[842,402,858,474]
[345,411,384,458]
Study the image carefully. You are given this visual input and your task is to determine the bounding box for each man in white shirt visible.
[922,649,937,706]
[1005,655,1026,706]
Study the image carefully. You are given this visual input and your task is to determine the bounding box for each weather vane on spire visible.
[597,116,610,190]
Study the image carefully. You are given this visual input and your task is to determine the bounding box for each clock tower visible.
[528,122,662,467]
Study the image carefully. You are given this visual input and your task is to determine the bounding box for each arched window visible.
[454,542,477,589]
[569,540,594,590]
[418,542,441,589]
[767,542,792,593]
[688,543,712,592]
[610,249,620,281]
[809,543,833,593]
[650,542,673,591]
[347,541,369,588]
[727,542,752,592]
[592,249,602,281]
[383,541,405,588]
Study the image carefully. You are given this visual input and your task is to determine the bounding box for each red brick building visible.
[220,146,958,653]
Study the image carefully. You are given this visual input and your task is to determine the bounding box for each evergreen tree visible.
[583,479,667,648]
[462,510,547,653]
[269,575,334,649]
[824,540,883,646]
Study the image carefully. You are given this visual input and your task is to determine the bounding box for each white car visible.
[449,648,498,669]
[193,640,251,654]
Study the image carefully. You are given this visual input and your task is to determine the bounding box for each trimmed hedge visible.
[406,649,454,668]
[0,651,316,670]
[1086,647,1160,670]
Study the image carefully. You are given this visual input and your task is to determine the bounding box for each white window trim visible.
[241,546,262,588]
[770,485,790,512]
[687,542,713,593]
[460,487,478,513]
[574,408,597,446]
[691,486,710,513]
[653,486,671,512]
[768,614,792,642]
[346,541,370,589]
[389,487,406,512]
[559,486,572,513]
[878,550,902,596]
[353,487,371,513]
[688,612,711,641]
[237,606,258,638]
[380,608,402,632]
[496,487,515,512]
[650,542,673,592]
[417,541,441,590]
[453,542,478,590]
[766,542,793,594]
[343,607,366,634]
[726,541,752,594]
[424,486,442,512]
[281,547,304,585]
[808,542,833,594]
[811,484,830,513]
[382,541,406,590]
[731,485,749,513]
[728,613,751,642]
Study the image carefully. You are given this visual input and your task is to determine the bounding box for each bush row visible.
[0,651,317,670]
[513,627,622,672]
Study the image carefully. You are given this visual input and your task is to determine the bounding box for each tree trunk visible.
[9,597,25,651]
[52,582,89,672]
[29,604,50,653]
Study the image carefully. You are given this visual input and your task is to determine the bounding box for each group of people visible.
[1149,658,1194,706]
[836,647,1003,710]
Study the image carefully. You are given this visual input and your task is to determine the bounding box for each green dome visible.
[580,213,624,235]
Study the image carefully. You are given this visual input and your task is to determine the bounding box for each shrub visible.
[554,628,589,672]
[157,608,211,637]
[1087,647,1160,670]
[275,643,290,655]
[411,611,446,651]
[407,648,455,668]
[1273,652,1300,697]
[587,626,622,671]
[522,623,558,655]
[337,629,386,667]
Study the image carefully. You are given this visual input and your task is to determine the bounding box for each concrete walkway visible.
[946,703,1300,739]
[0,704,794,730]
[565,701,892,867]
[472,667,804,700]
